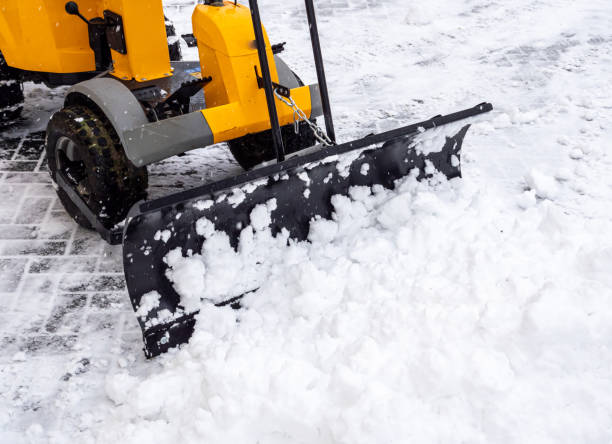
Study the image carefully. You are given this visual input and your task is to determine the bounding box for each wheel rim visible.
[55,136,90,199]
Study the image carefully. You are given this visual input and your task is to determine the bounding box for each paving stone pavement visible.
[0,106,239,437]
[0,127,137,429]
[0,1,247,436]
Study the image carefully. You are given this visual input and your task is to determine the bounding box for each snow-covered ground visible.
[2,0,612,442]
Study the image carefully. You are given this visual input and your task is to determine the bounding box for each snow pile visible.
[524,169,560,200]
[82,168,612,443]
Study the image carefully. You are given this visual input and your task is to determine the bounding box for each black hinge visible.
[254,66,290,98]
[156,77,213,115]
[181,33,198,48]
[271,42,286,54]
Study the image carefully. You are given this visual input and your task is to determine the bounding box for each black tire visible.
[46,105,148,230]
[228,121,317,170]
[0,52,24,125]
[165,17,182,62]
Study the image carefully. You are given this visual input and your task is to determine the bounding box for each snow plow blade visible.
[123,102,492,357]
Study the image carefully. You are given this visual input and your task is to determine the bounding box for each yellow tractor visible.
[1,0,320,230]
[0,0,492,357]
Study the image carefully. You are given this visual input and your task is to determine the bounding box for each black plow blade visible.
[123,102,493,357]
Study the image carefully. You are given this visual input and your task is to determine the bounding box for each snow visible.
[524,169,560,200]
[154,229,172,243]
[249,199,277,232]
[86,172,612,443]
[104,372,138,406]
[2,0,612,442]
[193,199,214,211]
[134,291,162,319]
[164,248,206,312]
[227,188,246,207]
[11,351,27,362]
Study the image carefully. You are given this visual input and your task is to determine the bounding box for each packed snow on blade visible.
[123,103,492,357]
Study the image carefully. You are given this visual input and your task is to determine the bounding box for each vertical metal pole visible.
[304,0,336,143]
[249,0,285,162]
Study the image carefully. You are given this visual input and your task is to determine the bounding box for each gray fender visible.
[66,77,214,167]
[66,77,149,152]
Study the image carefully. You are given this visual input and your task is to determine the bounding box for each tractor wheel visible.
[0,53,24,125]
[46,105,148,230]
[165,17,182,62]
[228,121,317,170]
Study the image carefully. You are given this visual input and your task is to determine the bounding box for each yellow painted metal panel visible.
[102,0,171,81]
[0,0,98,73]
[193,2,272,58]
[193,1,314,143]
[0,0,170,80]
[203,86,313,143]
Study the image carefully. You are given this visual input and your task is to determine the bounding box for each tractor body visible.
[1,0,320,164]
[0,0,170,84]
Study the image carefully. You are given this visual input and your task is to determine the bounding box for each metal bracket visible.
[131,85,165,103]
[181,33,198,48]
[254,66,291,98]
[104,10,127,55]
[156,77,212,115]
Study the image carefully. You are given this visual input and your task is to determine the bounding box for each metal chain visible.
[274,89,335,146]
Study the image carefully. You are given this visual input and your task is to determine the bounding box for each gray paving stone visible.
[14,139,45,161]
[0,225,38,240]
[20,335,79,354]
[0,160,38,172]
[58,274,126,293]
[0,212,14,224]
[0,149,15,161]
[0,323,20,349]
[25,183,56,197]
[0,136,22,150]
[0,258,28,293]
[14,197,53,224]
[3,172,51,184]
[90,292,126,310]
[68,229,105,256]
[20,274,58,295]
[0,184,28,205]
[96,258,124,273]
[29,257,97,274]
[26,132,46,141]
[0,220,73,241]
[0,240,67,256]
[97,245,124,273]
[8,311,47,335]
[84,312,122,334]
[36,212,75,240]
[44,294,88,334]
